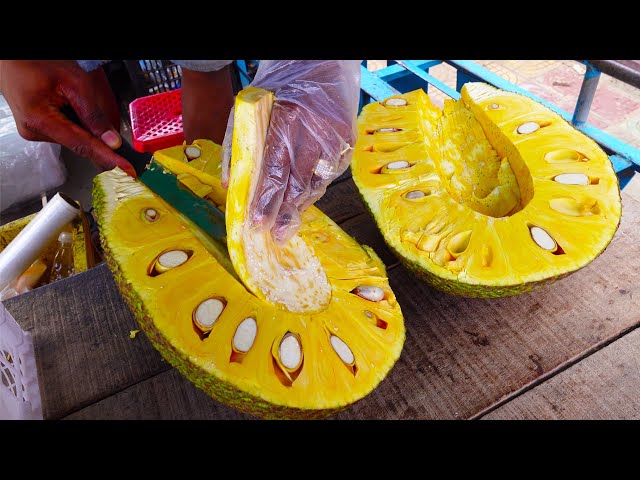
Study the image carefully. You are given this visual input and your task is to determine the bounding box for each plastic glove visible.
[222,60,361,243]
[0,60,135,176]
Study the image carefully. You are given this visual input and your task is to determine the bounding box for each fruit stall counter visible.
[4,175,640,420]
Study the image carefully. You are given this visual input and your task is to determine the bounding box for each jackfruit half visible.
[92,88,404,419]
[352,83,622,297]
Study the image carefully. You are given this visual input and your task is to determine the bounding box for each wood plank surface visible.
[5,182,640,420]
[340,214,399,269]
[331,168,353,186]
[66,368,252,420]
[315,178,366,224]
[3,265,170,419]
[483,327,640,419]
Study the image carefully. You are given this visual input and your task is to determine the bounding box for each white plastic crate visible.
[0,301,42,420]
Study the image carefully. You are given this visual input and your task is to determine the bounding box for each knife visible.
[116,140,227,244]
[60,105,227,243]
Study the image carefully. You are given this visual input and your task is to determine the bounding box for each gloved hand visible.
[0,60,135,176]
[222,60,361,243]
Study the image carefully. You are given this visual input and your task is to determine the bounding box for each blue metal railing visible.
[358,60,640,190]
[235,60,250,88]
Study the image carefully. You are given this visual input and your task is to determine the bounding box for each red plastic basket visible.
[129,89,184,153]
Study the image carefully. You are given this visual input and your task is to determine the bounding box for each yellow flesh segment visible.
[436,99,521,217]
[352,84,621,289]
[152,141,226,205]
[226,87,331,313]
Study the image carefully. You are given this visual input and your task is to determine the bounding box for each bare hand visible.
[0,60,135,176]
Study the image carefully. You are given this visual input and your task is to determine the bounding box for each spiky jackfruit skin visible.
[92,134,404,418]
[352,84,622,298]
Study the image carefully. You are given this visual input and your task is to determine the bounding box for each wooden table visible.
[4,175,640,420]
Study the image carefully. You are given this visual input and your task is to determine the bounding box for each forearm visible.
[180,65,235,144]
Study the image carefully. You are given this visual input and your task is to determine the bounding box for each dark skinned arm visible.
[181,64,235,144]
